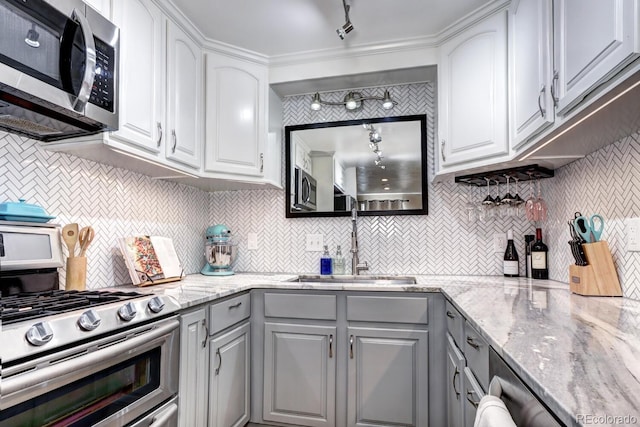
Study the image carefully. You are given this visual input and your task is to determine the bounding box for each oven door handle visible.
[149,401,178,426]
[2,319,179,400]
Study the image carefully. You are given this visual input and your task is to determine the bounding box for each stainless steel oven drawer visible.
[209,293,251,335]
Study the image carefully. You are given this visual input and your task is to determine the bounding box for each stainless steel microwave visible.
[0,0,119,141]
[294,167,317,211]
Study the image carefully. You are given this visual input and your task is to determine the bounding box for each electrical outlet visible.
[247,232,258,250]
[493,233,507,253]
[627,218,640,251]
[306,233,324,251]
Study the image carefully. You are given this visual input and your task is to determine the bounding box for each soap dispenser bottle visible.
[320,245,333,275]
[333,245,345,275]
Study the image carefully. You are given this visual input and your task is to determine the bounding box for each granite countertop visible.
[115,273,640,427]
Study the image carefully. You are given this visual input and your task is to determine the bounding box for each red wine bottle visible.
[503,230,519,277]
[531,228,549,279]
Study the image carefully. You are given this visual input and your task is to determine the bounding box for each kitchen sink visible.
[291,275,417,285]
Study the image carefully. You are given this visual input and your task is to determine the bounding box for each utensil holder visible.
[66,256,87,291]
[569,241,622,296]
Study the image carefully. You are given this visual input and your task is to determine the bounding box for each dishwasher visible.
[487,347,564,427]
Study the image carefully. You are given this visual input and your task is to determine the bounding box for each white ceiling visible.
[169,0,492,58]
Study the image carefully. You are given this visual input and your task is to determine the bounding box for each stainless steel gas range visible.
[0,221,181,427]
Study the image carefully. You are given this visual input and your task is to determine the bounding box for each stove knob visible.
[78,309,101,331]
[26,321,54,346]
[118,302,137,321]
[148,296,165,313]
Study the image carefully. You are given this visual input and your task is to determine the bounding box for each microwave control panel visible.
[89,37,115,113]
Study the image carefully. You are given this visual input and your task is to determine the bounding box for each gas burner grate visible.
[0,290,145,325]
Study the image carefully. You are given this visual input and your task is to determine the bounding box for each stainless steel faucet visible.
[351,206,368,275]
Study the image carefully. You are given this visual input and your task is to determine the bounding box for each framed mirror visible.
[285,114,428,217]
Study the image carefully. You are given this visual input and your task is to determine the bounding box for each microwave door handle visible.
[303,178,311,203]
[70,9,96,112]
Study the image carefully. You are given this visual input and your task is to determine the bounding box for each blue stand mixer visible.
[201,224,237,276]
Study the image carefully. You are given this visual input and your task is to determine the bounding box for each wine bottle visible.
[525,235,535,278]
[503,230,519,277]
[531,228,549,279]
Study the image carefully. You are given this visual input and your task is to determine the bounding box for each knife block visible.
[569,241,622,296]
[66,256,87,291]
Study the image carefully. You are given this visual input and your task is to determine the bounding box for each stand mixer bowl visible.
[201,224,238,276]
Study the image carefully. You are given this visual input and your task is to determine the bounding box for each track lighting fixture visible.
[309,89,397,112]
[337,0,354,40]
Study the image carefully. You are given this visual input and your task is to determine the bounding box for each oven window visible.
[0,348,161,427]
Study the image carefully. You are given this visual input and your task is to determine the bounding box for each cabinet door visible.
[111,0,164,154]
[446,335,465,427]
[209,322,250,427]
[179,309,208,427]
[462,367,484,427]
[554,0,640,114]
[509,0,555,149]
[84,0,111,17]
[166,22,202,168]
[263,322,336,427]
[205,53,267,177]
[347,327,429,427]
[438,11,508,168]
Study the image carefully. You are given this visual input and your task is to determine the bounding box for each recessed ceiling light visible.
[381,178,388,182]
[383,186,390,190]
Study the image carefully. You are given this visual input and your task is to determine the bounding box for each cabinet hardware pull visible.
[260,153,264,173]
[329,334,333,358]
[441,140,446,162]
[453,367,460,398]
[156,122,163,147]
[215,348,222,375]
[551,70,559,107]
[228,302,242,309]
[466,336,480,350]
[446,311,455,319]
[537,85,546,118]
[202,319,208,348]
[466,390,480,408]
[349,335,354,359]
[171,129,177,153]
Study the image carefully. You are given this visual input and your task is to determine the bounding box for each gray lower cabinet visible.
[179,308,208,427]
[446,334,465,427]
[208,321,251,427]
[263,322,337,427]
[462,367,484,427]
[347,327,429,427]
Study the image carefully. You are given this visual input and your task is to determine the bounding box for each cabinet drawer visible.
[445,300,464,348]
[463,321,489,390]
[463,367,485,427]
[209,293,251,335]
[346,295,428,324]
[264,293,337,320]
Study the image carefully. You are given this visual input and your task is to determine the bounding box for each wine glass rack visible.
[454,164,554,186]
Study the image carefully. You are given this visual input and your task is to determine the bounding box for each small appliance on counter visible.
[201,224,237,276]
[0,199,56,223]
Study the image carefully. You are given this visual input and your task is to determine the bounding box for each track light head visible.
[337,21,354,40]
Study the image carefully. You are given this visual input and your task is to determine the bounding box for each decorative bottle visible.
[333,245,345,275]
[531,228,549,279]
[525,234,535,278]
[320,245,333,275]
[503,230,519,277]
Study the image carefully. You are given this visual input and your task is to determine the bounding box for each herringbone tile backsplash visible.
[1,81,640,299]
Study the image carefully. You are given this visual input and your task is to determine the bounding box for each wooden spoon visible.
[78,226,95,257]
[62,223,79,257]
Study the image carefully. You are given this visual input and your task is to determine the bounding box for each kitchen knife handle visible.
[329,334,333,358]
[349,335,354,359]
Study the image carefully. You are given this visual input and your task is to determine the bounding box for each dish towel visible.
[473,395,517,427]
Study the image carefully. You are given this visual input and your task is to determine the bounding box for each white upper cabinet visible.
[205,53,268,177]
[83,0,111,17]
[438,11,508,170]
[111,0,164,154]
[508,0,555,150]
[553,0,640,115]
[166,21,203,169]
